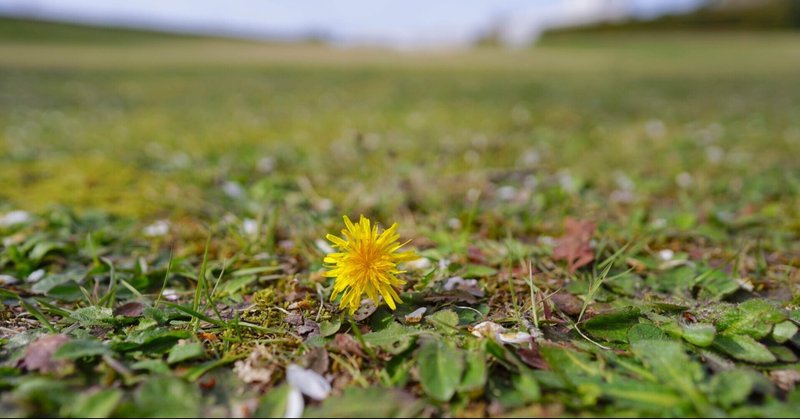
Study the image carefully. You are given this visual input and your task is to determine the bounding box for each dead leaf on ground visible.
[552,218,596,273]
[21,334,70,373]
[113,301,145,317]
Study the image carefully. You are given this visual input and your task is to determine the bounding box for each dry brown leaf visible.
[552,217,596,273]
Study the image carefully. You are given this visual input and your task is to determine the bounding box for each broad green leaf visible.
[214,275,258,297]
[709,368,755,408]
[462,264,497,278]
[631,340,709,414]
[361,322,417,354]
[417,340,464,402]
[130,359,170,375]
[425,309,459,334]
[627,323,668,344]
[130,377,200,418]
[713,335,776,364]
[304,387,423,418]
[583,307,641,342]
[716,299,785,339]
[772,321,798,344]
[681,323,716,347]
[53,339,111,360]
[319,319,341,337]
[602,378,688,413]
[458,350,487,393]
[254,384,293,418]
[70,307,114,327]
[166,342,204,364]
[538,344,603,386]
[694,271,739,301]
[66,389,122,418]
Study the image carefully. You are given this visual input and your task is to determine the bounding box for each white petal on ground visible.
[499,331,533,344]
[405,257,432,270]
[222,181,244,199]
[0,210,31,226]
[243,218,259,237]
[0,275,19,285]
[404,307,427,324]
[286,364,330,401]
[658,249,674,261]
[284,387,304,419]
[143,220,170,237]
[470,321,506,339]
[315,239,335,255]
[27,269,45,283]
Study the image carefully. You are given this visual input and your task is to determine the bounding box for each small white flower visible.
[286,364,330,401]
[257,156,276,173]
[242,219,259,237]
[658,249,674,261]
[676,172,693,189]
[143,220,170,237]
[497,186,517,201]
[223,181,244,199]
[162,289,179,301]
[0,210,31,227]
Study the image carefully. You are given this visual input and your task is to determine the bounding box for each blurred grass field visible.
[2,17,800,417]
[2,17,799,225]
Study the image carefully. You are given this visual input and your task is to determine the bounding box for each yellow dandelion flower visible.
[324,215,416,315]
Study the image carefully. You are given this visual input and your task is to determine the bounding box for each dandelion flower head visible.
[324,215,416,314]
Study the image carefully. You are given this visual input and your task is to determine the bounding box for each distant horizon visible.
[0,0,706,48]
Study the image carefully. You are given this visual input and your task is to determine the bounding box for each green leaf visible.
[462,264,497,278]
[458,350,487,393]
[319,319,342,337]
[130,377,200,418]
[709,368,755,408]
[417,340,464,402]
[361,322,417,354]
[713,334,776,364]
[66,389,122,418]
[214,275,258,297]
[254,384,293,418]
[425,309,459,334]
[694,271,739,301]
[53,339,111,360]
[631,340,709,414]
[304,387,423,418]
[130,359,171,375]
[627,323,668,344]
[602,379,688,413]
[583,307,641,342]
[772,321,798,344]
[716,299,785,339]
[166,342,204,364]
[538,344,603,386]
[70,306,114,327]
[681,323,716,347]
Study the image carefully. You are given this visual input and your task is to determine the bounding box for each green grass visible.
[1,17,799,417]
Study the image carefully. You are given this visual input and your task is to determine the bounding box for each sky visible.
[0,0,707,48]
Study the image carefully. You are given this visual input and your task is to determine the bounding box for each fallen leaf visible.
[329,334,366,358]
[114,301,145,317]
[234,345,277,385]
[552,218,595,273]
[22,334,70,373]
